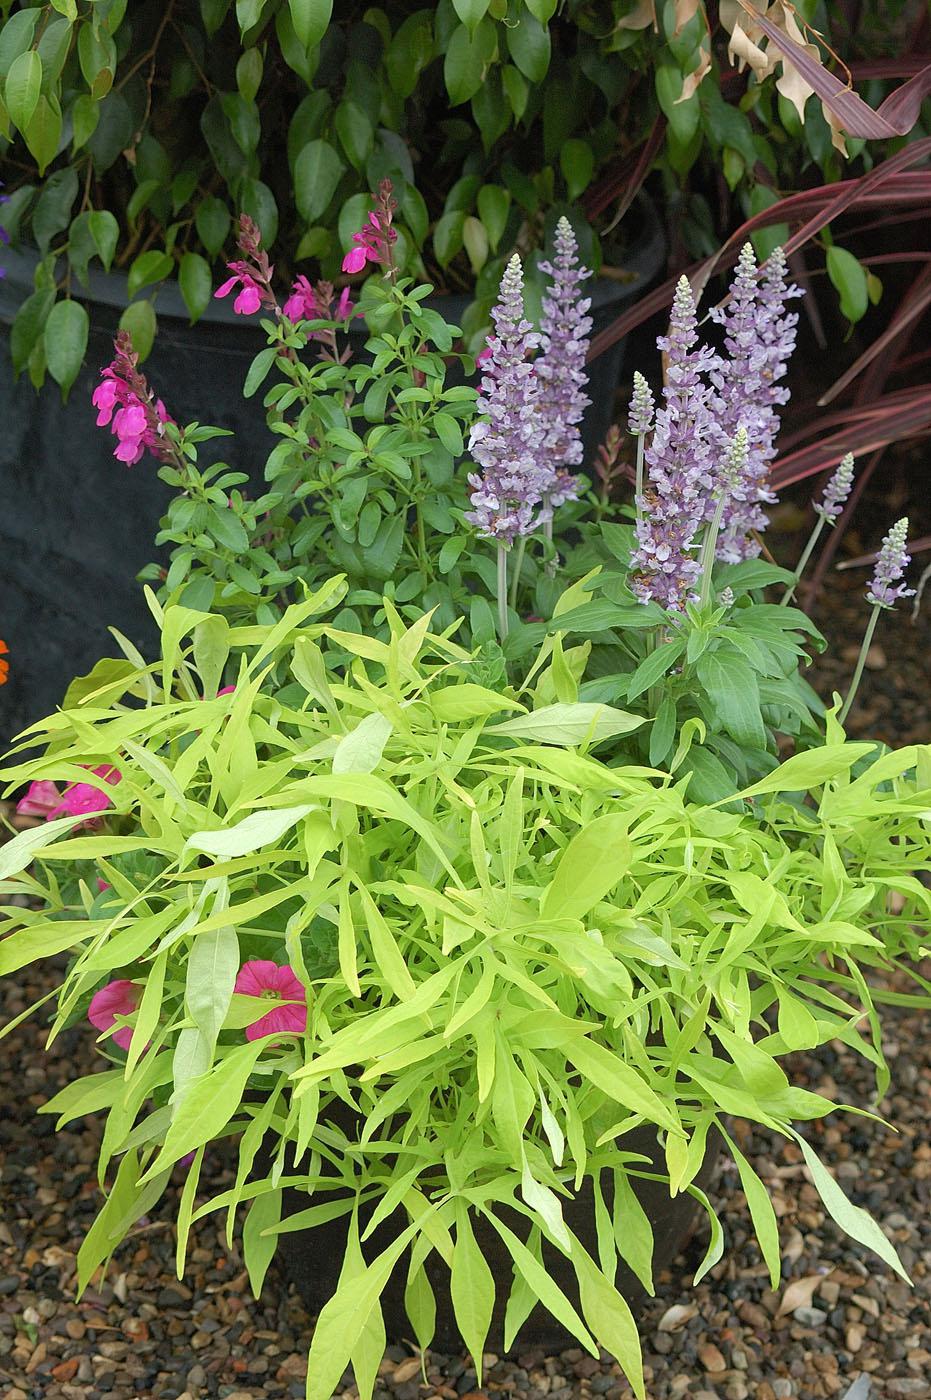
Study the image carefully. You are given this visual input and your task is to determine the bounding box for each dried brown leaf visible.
[777,1273,823,1315]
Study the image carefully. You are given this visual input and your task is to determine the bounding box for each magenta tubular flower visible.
[535,216,592,509]
[88,980,140,1051]
[629,276,719,608]
[466,254,548,543]
[215,263,264,315]
[709,243,801,561]
[282,274,318,321]
[867,517,914,608]
[235,960,307,1041]
[341,186,398,275]
[93,335,176,467]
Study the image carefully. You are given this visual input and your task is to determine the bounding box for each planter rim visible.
[0,195,665,331]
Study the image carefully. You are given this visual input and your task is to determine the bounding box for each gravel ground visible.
[2,461,930,1400]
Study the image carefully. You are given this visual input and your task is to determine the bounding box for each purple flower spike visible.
[466,255,547,543]
[630,276,718,609]
[815,452,855,522]
[628,371,654,437]
[710,243,801,562]
[536,216,592,511]
[867,517,914,608]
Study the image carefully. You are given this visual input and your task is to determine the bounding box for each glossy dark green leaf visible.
[44,299,89,398]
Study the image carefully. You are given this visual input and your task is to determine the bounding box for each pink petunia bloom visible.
[234,960,307,1042]
[282,274,318,322]
[16,779,62,819]
[215,266,263,316]
[88,979,140,1051]
[49,764,121,822]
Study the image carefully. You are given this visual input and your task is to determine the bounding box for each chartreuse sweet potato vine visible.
[2,584,931,1400]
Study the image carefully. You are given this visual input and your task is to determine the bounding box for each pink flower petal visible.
[16,780,61,818]
[234,960,307,1041]
[215,276,239,299]
[234,281,262,315]
[341,246,368,274]
[88,979,140,1052]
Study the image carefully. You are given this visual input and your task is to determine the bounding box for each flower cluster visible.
[468,222,592,541]
[535,216,592,509]
[17,765,121,825]
[466,255,548,543]
[92,332,174,466]
[867,517,914,608]
[87,959,306,1053]
[709,243,801,561]
[629,276,719,608]
[214,214,277,317]
[342,179,397,275]
[815,452,855,521]
[282,276,353,325]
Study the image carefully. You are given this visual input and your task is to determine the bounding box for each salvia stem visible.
[543,515,556,578]
[634,434,645,527]
[698,497,727,610]
[839,605,880,725]
[509,536,527,611]
[781,515,826,607]
[497,545,509,641]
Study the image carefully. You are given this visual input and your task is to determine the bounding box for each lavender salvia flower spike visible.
[466,253,547,637]
[781,452,855,607]
[840,516,913,723]
[710,243,801,562]
[630,275,718,609]
[628,371,654,526]
[699,428,749,609]
[536,216,592,572]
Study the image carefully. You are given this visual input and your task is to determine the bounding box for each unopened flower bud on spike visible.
[867,517,914,609]
[628,371,654,437]
[815,452,855,522]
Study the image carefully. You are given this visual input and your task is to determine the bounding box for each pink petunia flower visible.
[49,765,121,822]
[88,979,140,1051]
[16,780,62,819]
[215,265,264,316]
[234,960,307,1042]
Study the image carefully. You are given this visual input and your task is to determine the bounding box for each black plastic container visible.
[271,1119,720,1353]
[0,199,665,744]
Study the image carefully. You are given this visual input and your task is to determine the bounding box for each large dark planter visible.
[274,1121,720,1354]
[0,199,664,745]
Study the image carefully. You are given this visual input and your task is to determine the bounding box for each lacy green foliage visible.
[1,0,921,389]
[3,590,930,1395]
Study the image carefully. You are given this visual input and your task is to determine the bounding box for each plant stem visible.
[698,497,726,610]
[839,604,880,725]
[509,536,526,612]
[543,513,556,578]
[497,545,509,641]
[781,515,826,606]
[634,434,645,526]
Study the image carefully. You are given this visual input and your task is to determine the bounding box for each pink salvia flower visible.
[341,183,398,276]
[215,263,264,315]
[234,960,307,1041]
[282,275,318,322]
[88,979,140,1052]
[92,334,176,468]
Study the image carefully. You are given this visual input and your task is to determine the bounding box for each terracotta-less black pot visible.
[0,197,665,745]
[273,1122,720,1354]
